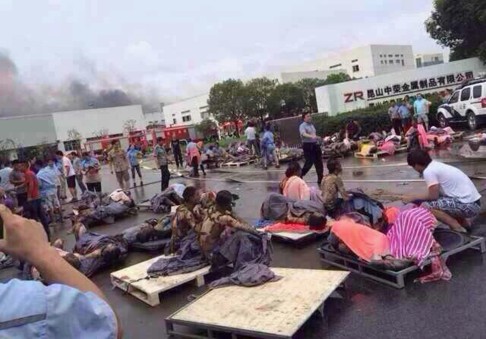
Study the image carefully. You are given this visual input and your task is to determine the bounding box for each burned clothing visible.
[171,204,205,251]
[321,174,347,211]
[199,206,256,258]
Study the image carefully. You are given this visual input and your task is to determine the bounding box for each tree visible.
[268,83,306,119]
[295,78,328,112]
[208,79,247,136]
[123,119,137,133]
[324,72,352,85]
[426,0,486,61]
[243,77,277,121]
[93,129,109,137]
[67,128,82,141]
[195,118,218,138]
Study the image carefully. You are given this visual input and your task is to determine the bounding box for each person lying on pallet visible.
[329,207,451,283]
[121,217,172,246]
[321,158,350,218]
[26,220,128,279]
[403,149,481,233]
[170,187,217,252]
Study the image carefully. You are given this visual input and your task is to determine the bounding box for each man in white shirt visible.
[244,122,260,156]
[57,151,77,202]
[404,149,481,232]
[0,161,14,192]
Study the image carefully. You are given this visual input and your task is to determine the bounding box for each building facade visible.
[416,53,444,68]
[279,70,344,83]
[162,94,210,127]
[285,45,415,78]
[315,58,486,116]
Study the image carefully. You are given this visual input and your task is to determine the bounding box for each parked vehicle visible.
[436,77,486,130]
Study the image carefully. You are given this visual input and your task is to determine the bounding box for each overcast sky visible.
[0,0,445,102]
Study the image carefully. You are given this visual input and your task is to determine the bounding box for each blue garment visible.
[398,104,410,119]
[127,149,139,167]
[0,167,13,191]
[81,157,100,170]
[0,279,116,338]
[36,166,58,196]
[299,122,317,143]
[413,98,430,116]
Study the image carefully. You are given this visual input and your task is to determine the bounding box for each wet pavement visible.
[2,149,486,339]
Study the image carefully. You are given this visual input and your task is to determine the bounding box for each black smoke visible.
[0,51,161,117]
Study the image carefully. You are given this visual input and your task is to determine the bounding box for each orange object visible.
[331,219,390,262]
[384,206,400,225]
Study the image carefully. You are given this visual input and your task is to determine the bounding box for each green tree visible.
[268,83,306,119]
[426,0,486,61]
[243,77,277,121]
[324,72,352,85]
[195,118,218,138]
[295,78,328,112]
[67,128,82,141]
[208,79,247,136]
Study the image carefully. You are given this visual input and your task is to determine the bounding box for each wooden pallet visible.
[221,159,256,167]
[111,255,210,306]
[354,150,388,159]
[395,146,408,153]
[165,268,349,339]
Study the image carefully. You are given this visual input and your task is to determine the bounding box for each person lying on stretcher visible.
[328,207,451,282]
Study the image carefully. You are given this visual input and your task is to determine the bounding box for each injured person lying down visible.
[329,206,451,283]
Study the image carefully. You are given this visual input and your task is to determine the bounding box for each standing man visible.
[127,145,143,186]
[244,122,260,156]
[0,160,14,192]
[57,151,77,202]
[171,138,184,169]
[299,113,324,185]
[81,152,102,194]
[9,160,27,211]
[155,137,170,191]
[37,158,62,225]
[398,98,412,132]
[108,140,130,190]
[21,159,50,238]
[71,151,87,194]
[388,100,402,135]
[404,149,481,233]
[413,94,431,131]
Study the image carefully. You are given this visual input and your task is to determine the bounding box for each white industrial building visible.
[285,44,415,78]
[0,105,163,152]
[315,58,486,116]
[415,53,444,68]
[279,70,343,83]
[162,94,211,127]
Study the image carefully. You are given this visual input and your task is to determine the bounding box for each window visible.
[173,118,177,124]
[329,63,342,69]
[172,113,176,116]
[395,54,399,57]
[352,65,360,72]
[400,54,403,57]
[460,88,471,101]
[384,60,387,64]
[63,140,80,152]
[401,60,404,66]
[181,110,190,114]
[351,59,358,63]
[380,60,384,64]
[473,85,482,99]
[449,91,460,103]
[201,112,210,120]
[396,59,400,63]
[388,54,393,57]
[434,57,439,62]
[389,60,394,64]
[182,115,192,122]
[379,54,382,57]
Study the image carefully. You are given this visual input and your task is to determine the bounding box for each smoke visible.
[0,51,162,117]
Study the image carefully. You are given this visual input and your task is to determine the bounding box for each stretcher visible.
[354,150,388,159]
[111,255,210,306]
[318,233,485,289]
[165,268,349,339]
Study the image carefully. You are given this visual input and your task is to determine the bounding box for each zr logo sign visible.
[344,91,365,103]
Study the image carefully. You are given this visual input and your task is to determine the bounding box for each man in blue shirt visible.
[127,145,143,186]
[398,99,412,132]
[0,204,120,338]
[37,158,62,224]
[299,113,324,185]
[413,94,431,131]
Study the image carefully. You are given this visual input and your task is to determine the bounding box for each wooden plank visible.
[111,255,210,306]
[167,268,349,338]
[354,150,387,159]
